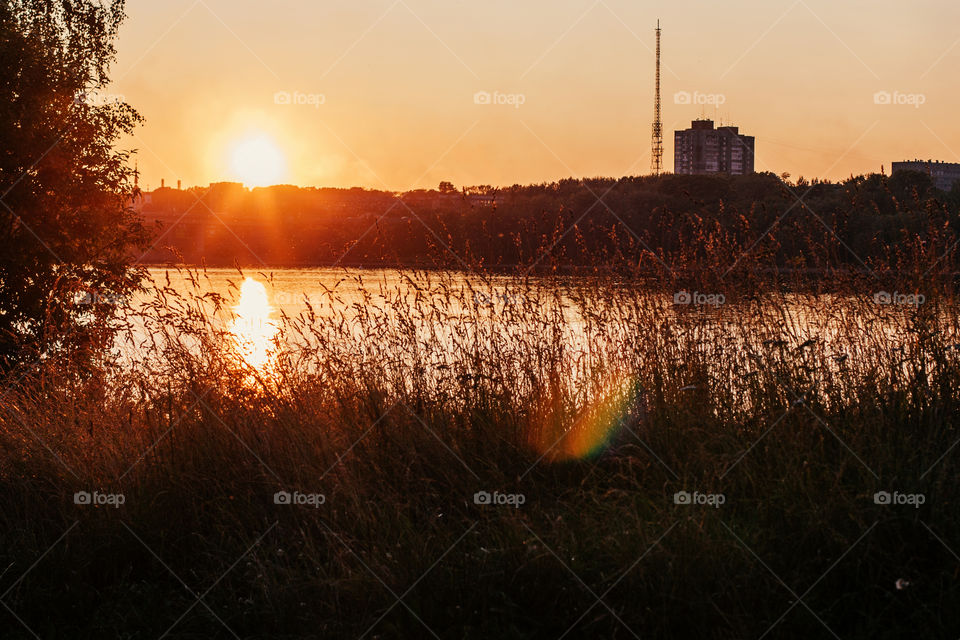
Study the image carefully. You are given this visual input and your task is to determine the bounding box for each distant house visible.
[891,160,960,192]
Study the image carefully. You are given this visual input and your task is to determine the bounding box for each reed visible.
[0,233,958,638]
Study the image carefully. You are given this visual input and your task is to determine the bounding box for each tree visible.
[438,181,456,194]
[888,169,934,203]
[0,0,147,369]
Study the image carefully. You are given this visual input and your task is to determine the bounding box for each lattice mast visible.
[651,20,663,175]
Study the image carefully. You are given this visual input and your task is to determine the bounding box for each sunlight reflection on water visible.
[230,277,279,370]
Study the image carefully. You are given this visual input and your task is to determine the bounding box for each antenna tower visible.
[651,20,663,175]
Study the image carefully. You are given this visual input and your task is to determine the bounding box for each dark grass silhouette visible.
[1,233,958,638]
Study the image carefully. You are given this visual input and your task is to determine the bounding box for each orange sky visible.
[112,0,960,191]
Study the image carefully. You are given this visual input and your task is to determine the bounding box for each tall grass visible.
[0,246,958,638]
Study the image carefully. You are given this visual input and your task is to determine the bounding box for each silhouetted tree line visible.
[142,171,960,277]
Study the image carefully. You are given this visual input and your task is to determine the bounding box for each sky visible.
[111,0,960,191]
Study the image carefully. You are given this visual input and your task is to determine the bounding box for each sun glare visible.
[230,277,278,369]
[229,134,287,187]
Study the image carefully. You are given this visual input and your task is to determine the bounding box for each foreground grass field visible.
[0,265,958,639]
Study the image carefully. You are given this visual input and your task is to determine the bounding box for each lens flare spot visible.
[537,377,645,461]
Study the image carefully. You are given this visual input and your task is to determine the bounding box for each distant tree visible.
[0,0,148,369]
[950,180,960,207]
[889,170,934,203]
[438,181,457,194]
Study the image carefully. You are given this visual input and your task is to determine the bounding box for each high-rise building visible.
[674,119,755,176]
[891,160,960,192]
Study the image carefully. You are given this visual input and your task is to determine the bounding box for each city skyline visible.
[112,0,960,190]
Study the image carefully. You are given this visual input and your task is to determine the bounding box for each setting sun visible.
[228,134,287,187]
